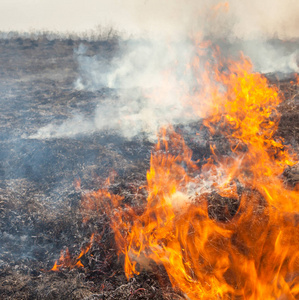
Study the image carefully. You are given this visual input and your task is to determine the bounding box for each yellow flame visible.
[80,45,299,299]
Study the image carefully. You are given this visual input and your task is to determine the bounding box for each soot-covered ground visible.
[0,35,298,299]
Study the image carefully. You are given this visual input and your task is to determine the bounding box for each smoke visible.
[30,37,199,140]
[241,40,299,74]
[29,0,299,141]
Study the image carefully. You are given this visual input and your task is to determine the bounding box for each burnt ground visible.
[0,36,298,300]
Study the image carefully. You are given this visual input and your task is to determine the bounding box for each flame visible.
[74,178,81,191]
[51,233,94,271]
[212,2,230,13]
[45,39,298,298]
[82,45,299,299]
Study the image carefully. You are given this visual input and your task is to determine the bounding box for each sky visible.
[0,0,298,39]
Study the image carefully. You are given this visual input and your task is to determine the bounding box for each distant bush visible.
[0,25,121,41]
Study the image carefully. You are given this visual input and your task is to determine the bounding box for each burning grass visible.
[48,60,299,298]
[76,55,299,298]
[0,37,299,299]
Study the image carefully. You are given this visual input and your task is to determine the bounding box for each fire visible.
[212,2,230,13]
[51,233,94,271]
[51,42,299,298]
[81,46,299,299]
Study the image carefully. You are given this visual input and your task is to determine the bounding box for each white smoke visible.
[74,39,195,90]
[30,37,199,140]
[29,0,299,140]
[241,40,299,74]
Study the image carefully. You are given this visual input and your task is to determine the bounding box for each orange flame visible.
[212,2,229,13]
[74,178,81,191]
[51,233,94,271]
[84,46,299,299]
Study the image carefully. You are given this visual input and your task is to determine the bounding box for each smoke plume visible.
[29,0,299,140]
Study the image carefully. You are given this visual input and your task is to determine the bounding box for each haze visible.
[0,0,298,39]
